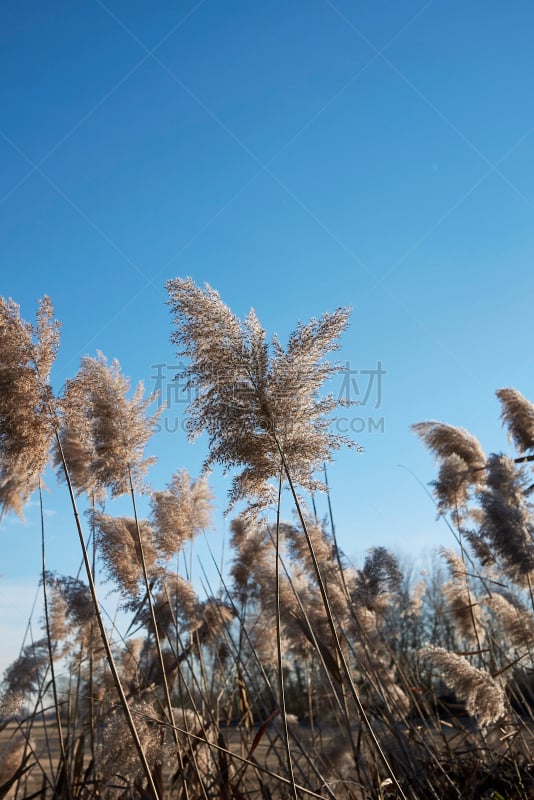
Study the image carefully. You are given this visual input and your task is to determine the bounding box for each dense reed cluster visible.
[1,283,534,799]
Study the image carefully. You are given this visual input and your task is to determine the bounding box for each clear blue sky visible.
[2,0,534,672]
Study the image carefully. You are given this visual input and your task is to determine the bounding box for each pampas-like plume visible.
[440,547,466,581]
[432,453,474,512]
[0,691,25,720]
[439,548,484,645]
[167,277,357,514]
[484,592,534,652]
[230,517,339,661]
[151,470,213,560]
[486,453,528,500]
[229,516,275,604]
[286,518,342,590]
[136,572,200,639]
[412,422,486,512]
[478,488,534,587]
[45,581,70,650]
[0,296,59,518]
[354,547,403,608]
[407,579,426,617]
[193,598,235,646]
[421,645,505,728]
[48,574,94,628]
[44,573,95,651]
[2,639,49,697]
[98,700,168,786]
[442,584,484,646]
[91,512,158,598]
[171,708,222,789]
[497,388,534,454]
[465,453,534,585]
[412,422,486,470]
[56,353,159,499]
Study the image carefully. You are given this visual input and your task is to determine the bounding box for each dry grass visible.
[2,284,534,799]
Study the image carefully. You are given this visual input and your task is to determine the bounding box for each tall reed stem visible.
[274,465,299,800]
[54,434,161,800]
[274,437,409,800]
[38,481,72,800]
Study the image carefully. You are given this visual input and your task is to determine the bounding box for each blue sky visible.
[2,0,534,672]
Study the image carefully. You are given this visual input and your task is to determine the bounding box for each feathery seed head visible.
[486,452,529,501]
[2,639,49,697]
[484,593,534,652]
[355,546,403,604]
[421,645,505,729]
[193,598,235,645]
[497,387,534,454]
[56,353,159,498]
[412,421,486,470]
[408,579,426,616]
[440,548,466,580]
[138,573,200,638]
[151,470,213,560]
[167,277,358,515]
[98,701,166,784]
[0,691,25,720]
[229,516,274,603]
[440,551,485,644]
[479,488,534,586]
[45,573,95,646]
[0,296,60,518]
[412,421,486,513]
[91,511,158,598]
[443,584,485,646]
[434,454,474,512]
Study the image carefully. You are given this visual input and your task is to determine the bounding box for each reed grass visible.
[1,285,534,799]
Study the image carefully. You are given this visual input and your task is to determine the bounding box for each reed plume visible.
[151,470,213,560]
[353,546,403,609]
[486,452,528,499]
[484,592,534,652]
[45,580,70,652]
[497,387,534,454]
[230,517,332,664]
[48,574,94,628]
[171,708,222,792]
[229,516,274,604]
[0,690,25,721]
[439,548,485,646]
[0,296,59,518]
[98,700,167,787]
[136,572,200,639]
[478,485,534,587]
[167,277,356,514]
[286,518,342,588]
[285,518,352,639]
[421,645,506,728]
[412,421,486,513]
[406,578,426,617]
[56,353,159,498]
[2,639,49,697]
[193,598,235,647]
[44,573,95,652]
[91,512,159,599]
